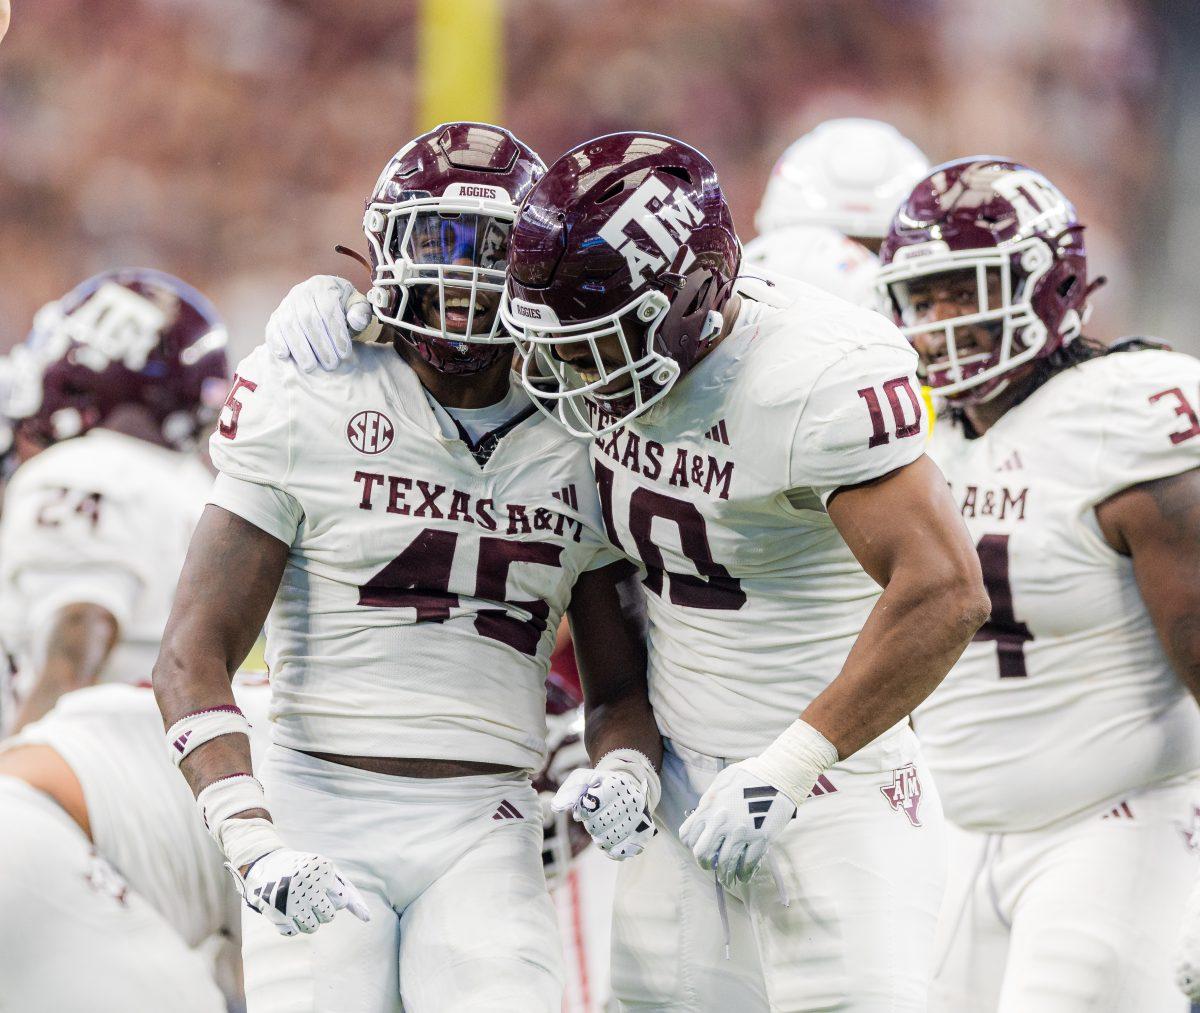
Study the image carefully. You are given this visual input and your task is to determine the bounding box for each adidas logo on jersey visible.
[1100,801,1134,821]
[172,730,192,754]
[492,799,523,821]
[996,449,1023,472]
[704,419,730,446]
[550,484,579,510]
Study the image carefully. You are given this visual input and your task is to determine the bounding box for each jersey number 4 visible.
[358,528,562,656]
[973,533,1033,678]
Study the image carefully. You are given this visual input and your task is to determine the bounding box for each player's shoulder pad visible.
[5,428,152,505]
[744,281,916,414]
[1063,348,1200,503]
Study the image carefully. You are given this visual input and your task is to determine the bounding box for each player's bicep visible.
[827,454,981,593]
[1095,467,1200,697]
[163,504,289,677]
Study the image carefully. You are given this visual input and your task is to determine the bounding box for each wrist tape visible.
[196,773,282,870]
[749,719,839,808]
[597,748,662,812]
[166,705,251,768]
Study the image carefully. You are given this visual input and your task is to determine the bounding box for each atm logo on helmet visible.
[598,177,704,290]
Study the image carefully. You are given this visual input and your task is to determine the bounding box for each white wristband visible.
[166,705,251,768]
[195,773,282,868]
[597,748,662,812]
[750,719,839,808]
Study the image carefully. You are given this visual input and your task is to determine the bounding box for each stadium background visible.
[1,0,1199,361]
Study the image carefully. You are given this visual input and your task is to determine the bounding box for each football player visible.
[876,157,1200,1011]
[0,268,228,735]
[494,134,988,1011]
[0,677,269,1011]
[152,122,661,1013]
[754,117,930,253]
[268,130,989,1011]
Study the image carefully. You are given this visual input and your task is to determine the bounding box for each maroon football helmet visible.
[877,157,1094,404]
[14,268,229,452]
[499,132,741,436]
[362,122,545,375]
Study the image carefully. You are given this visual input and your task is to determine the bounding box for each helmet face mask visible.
[361,123,546,376]
[503,132,740,438]
[364,193,515,347]
[505,288,686,438]
[881,241,1058,403]
[878,157,1092,406]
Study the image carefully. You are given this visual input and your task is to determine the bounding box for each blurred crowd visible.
[0,0,1171,358]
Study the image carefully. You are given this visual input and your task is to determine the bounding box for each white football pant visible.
[243,746,563,1013]
[930,772,1200,1013]
[0,775,227,1013]
[611,730,947,1012]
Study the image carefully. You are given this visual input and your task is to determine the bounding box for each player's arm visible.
[153,504,282,805]
[156,347,370,935]
[1092,463,1200,1005]
[682,338,987,885]
[812,454,990,755]
[1097,468,1200,695]
[569,561,659,768]
[11,603,118,733]
[552,561,662,862]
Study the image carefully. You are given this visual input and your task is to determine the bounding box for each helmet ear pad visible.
[652,247,739,374]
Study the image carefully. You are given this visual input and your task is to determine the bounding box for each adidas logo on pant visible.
[492,799,523,821]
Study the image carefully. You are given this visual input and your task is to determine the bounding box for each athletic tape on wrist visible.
[166,705,251,768]
[220,817,284,873]
[751,719,839,808]
[195,773,282,869]
[597,748,662,811]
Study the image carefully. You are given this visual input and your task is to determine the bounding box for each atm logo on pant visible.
[880,764,923,828]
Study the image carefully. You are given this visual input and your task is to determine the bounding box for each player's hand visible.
[264,275,375,372]
[552,760,658,861]
[1174,872,1200,999]
[679,759,800,889]
[229,848,371,937]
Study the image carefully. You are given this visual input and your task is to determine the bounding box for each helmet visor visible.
[401,211,511,273]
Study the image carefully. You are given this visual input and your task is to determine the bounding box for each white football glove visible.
[230,848,371,937]
[264,275,376,372]
[1174,872,1200,1000]
[552,750,660,861]
[678,760,799,888]
[679,719,838,888]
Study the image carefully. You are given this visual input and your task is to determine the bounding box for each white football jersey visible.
[209,344,619,769]
[5,680,271,947]
[592,275,928,760]
[0,429,213,708]
[916,349,1200,832]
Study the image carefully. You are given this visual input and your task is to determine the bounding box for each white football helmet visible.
[755,118,930,241]
[742,225,881,310]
